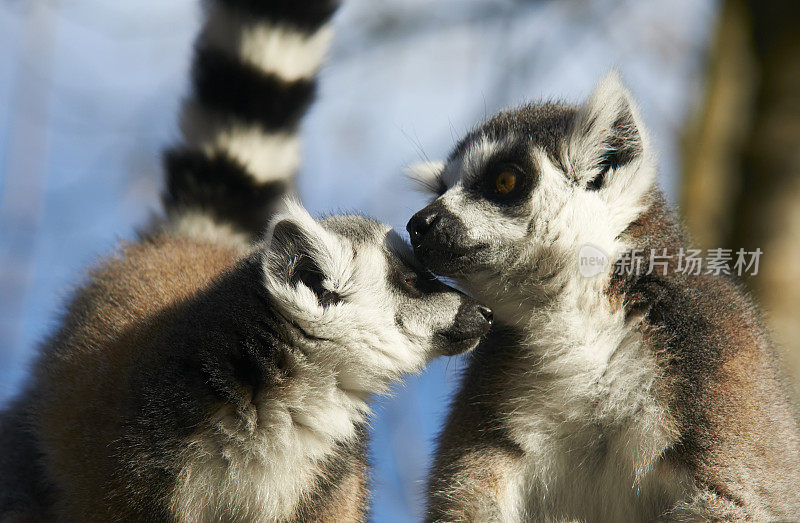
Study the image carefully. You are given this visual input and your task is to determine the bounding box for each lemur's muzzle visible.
[407,201,481,276]
[437,301,493,356]
[407,204,439,247]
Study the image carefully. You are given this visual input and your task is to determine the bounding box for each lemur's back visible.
[46,237,241,363]
[2,237,242,519]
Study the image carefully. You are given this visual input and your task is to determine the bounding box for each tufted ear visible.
[567,71,646,191]
[405,160,446,195]
[263,201,343,307]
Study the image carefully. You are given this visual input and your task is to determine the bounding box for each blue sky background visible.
[0,1,717,520]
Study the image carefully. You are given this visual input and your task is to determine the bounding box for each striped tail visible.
[162,0,340,241]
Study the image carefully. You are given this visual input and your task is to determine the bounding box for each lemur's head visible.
[407,72,656,314]
[262,202,491,394]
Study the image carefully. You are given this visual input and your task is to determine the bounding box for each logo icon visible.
[578,244,609,278]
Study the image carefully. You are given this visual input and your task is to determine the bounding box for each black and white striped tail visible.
[163,0,339,241]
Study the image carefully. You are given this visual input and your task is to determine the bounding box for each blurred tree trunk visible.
[682,0,800,380]
[681,0,756,249]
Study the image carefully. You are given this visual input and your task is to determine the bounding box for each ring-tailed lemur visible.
[0,1,492,521]
[406,72,800,521]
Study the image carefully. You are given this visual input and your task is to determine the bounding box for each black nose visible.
[407,209,439,247]
[477,305,493,324]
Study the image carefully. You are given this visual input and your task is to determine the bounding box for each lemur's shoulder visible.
[644,272,800,515]
[613,192,800,513]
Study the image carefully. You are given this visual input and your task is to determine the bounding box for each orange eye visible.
[405,277,417,288]
[495,171,517,194]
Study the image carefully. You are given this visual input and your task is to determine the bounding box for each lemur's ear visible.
[567,71,645,191]
[405,161,446,195]
[263,201,344,307]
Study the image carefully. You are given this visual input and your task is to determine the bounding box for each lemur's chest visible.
[501,428,688,522]
[496,320,687,521]
[167,372,368,522]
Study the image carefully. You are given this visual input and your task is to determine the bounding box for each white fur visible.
[487,270,683,520]
[203,4,334,82]
[205,127,299,183]
[180,103,301,183]
[458,195,682,520]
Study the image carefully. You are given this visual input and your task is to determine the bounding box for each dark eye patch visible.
[480,162,528,203]
[391,264,444,298]
[462,141,538,210]
[467,160,537,213]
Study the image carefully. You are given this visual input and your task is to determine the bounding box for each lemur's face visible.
[262,203,491,394]
[407,73,656,311]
